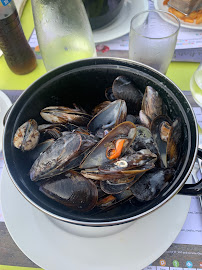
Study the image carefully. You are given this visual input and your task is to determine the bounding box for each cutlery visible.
[192,161,202,208]
[197,124,202,175]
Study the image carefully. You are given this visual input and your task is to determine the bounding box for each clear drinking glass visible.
[190,63,202,107]
[129,10,180,74]
[31,0,97,71]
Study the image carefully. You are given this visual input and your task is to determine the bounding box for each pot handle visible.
[178,148,202,196]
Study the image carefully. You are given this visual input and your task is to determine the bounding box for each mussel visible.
[112,76,143,115]
[130,168,175,201]
[80,121,137,169]
[141,86,163,121]
[39,170,98,212]
[151,116,181,168]
[87,99,127,138]
[40,106,92,126]
[30,132,82,181]
[13,119,40,151]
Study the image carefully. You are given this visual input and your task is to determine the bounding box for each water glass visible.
[129,10,180,74]
[31,0,97,72]
[190,63,202,107]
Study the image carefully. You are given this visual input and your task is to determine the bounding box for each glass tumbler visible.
[190,63,202,107]
[31,0,97,71]
[129,10,180,74]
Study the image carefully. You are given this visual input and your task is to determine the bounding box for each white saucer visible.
[154,0,202,30]
[0,91,12,152]
[0,166,191,270]
[93,0,148,43]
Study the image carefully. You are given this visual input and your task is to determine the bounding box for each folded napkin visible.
[0,0,28,57]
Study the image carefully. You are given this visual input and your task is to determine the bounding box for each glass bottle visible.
[31,0,97,72]
[0,0,37,75]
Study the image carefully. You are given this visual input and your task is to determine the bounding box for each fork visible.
[194,124,202,207]
[197,124,202,174]
[192,161,202,207]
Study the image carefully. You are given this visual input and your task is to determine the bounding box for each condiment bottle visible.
[0,0,37,75]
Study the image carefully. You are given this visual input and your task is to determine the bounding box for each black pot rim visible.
[3,57,199,227]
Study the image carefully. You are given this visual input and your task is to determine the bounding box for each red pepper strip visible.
[106,139,125,160]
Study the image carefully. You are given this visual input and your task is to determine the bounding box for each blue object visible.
[1,0,12,6]
[186,261,193,268]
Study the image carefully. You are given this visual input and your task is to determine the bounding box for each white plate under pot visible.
[0,166,191,270]
[0,91,12,152]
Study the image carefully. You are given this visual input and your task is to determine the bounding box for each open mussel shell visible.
[95,189,134,213]
[87,99,127,136]
[166,118,182,168]
[60,133,98,172]
[141,86,164,121]
[130,168,175,202]
[99,149,157,173]
[30,132,82,181]
[151,116,181,169]
[39,170,98,212]
[40,106,92,126]
[91,101,111,115]
[80,121,137,169]
[151,115,172,168]
[81,158,156,181]
[100,175,140,195]
[112,75,143,115]
[29,138,55,163]
[13,119,40,152]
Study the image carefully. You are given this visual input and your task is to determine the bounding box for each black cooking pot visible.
[82,0,124,30]
[3,58,202,227]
